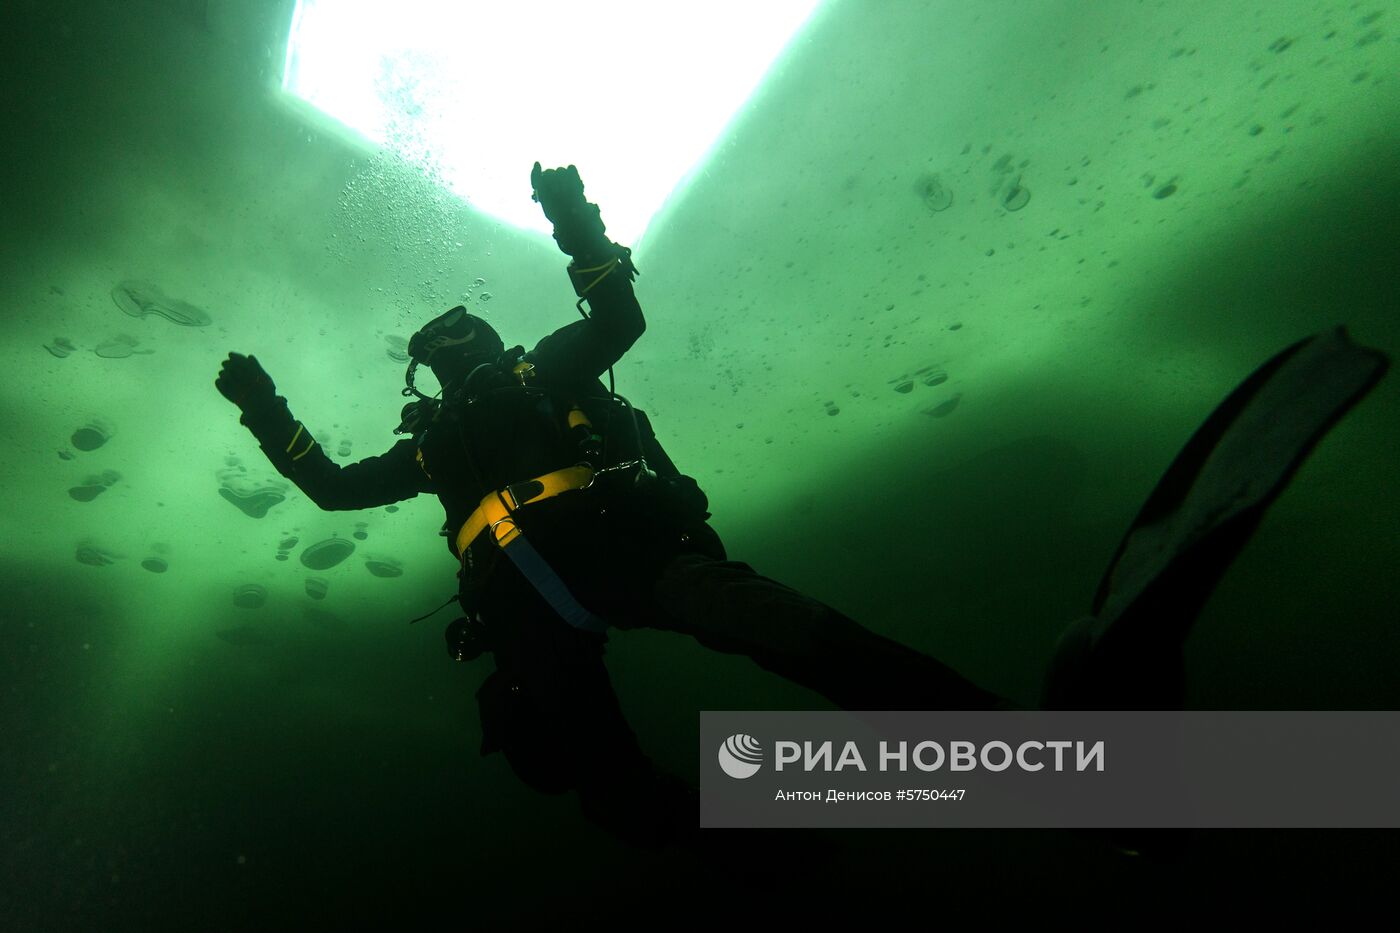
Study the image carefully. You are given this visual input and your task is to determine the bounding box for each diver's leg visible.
[644,551,1014,711]
[477,588,699,849]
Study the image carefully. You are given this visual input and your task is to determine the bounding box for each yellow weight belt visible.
[454,464,595,555]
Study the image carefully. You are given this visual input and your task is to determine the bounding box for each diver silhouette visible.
[216,162,1388,852]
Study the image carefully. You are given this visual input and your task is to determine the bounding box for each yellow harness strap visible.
[454,464,595,555]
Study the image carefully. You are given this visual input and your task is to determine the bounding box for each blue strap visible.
[499,535,609,634]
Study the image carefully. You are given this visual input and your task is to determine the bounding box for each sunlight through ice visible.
[281,0,823,247]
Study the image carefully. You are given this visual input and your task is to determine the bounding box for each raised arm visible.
[525,162,645,382]
[526,264,645,382]
[215,352,434,510]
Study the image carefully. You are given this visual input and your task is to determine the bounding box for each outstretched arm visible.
[215,352,434,510]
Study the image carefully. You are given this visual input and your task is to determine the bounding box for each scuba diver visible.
[216,162,1388,853]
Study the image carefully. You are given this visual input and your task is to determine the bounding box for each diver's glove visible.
[215,352,278,417]
[530,161,614,263]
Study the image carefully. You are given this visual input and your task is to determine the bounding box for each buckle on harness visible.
[488,514,521,547]
[503,478,545,509]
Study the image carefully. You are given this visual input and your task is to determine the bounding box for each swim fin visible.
[1042,326,1389,710]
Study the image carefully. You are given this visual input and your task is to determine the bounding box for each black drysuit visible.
[234,269,1007,849]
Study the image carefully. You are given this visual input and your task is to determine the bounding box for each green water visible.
[3,0,1398,926]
